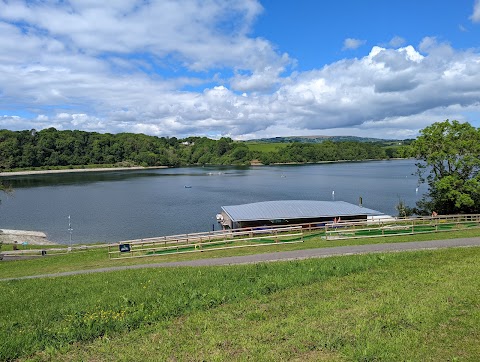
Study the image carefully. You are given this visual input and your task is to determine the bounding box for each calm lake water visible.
[0,159,424,244]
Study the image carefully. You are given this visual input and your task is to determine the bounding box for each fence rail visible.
[325,214,480,240]
[108,226,304,260]
[107,213,480,259]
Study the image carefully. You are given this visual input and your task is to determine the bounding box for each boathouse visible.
[217,200,383,229]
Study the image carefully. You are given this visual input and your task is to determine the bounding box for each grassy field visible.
[2,228,480,280]
[1,247,479,361]
[245,142,289,153]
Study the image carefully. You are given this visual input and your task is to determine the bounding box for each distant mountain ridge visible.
[246,135,406,143]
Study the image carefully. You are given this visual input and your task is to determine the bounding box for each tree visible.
[412,120,480,215]
[395,199,414,217]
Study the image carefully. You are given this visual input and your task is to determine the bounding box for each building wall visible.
[232,215,368,229]
[219,211,234,229]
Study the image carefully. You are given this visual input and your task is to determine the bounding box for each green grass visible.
[0,243,67,252]
[329,222,465,238]
[245,142,289,153]
[1,228,480,280]
[143,235,303,256]
[2,247,479,361]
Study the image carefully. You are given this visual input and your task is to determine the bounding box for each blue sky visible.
[255,1,480,68]
[1,0,480,139]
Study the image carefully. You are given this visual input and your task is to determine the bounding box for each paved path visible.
[1,237,479,282]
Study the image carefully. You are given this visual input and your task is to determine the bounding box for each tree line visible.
[1,121,479,216]
[0,128,400,170]
[254,141,398,165]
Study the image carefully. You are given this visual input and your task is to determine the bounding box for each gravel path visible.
[1,237,479,282]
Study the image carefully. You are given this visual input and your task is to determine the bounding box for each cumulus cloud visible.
[471,0,480,22]
[342,38,367,50]
[389,36,406,47]
[0,0,280,72]
[0,1,480,140]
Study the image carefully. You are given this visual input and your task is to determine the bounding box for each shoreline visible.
[0,229,58,245]
[0,159,411,176]
[0,166,168,177]
[252,157,408,166]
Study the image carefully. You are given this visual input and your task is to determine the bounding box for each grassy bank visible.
[1,228,480,280]
[2,228,480,280]
[1,247,479,361]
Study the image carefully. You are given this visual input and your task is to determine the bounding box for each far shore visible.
[0,166,168,177]
[0,158,410,177]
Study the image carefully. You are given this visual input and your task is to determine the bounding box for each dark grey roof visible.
[222,200,383,222]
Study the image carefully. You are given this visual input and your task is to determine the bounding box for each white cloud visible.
[471,0,480,22]
[388,36,406,47]
[230,63,289,93]
[0,1,480,140]
[342,38,367,50]
[0,0,277,72]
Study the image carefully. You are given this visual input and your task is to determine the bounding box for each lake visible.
[0,159,424,244]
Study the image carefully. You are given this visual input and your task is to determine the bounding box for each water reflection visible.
[3,166,251,188]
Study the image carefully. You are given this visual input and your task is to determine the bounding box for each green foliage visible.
[257,140,388,164]
[412,120,480,215]
[0,129,253,169]
[0,128,406,170]
[395,199,415,217]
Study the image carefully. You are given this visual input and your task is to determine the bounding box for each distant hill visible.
[246,135,412,144]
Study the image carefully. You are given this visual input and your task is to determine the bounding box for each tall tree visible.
[412,120,480,215]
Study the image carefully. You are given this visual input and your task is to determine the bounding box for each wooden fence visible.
[325,214,480,240]
[108,225,304,259]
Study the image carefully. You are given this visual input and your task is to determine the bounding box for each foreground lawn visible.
[1,247,479,361]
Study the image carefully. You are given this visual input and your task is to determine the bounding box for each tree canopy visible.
[0,128,399,170]
[412,120,480,215]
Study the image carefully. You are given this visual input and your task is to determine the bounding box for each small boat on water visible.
[184,185,192,188]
